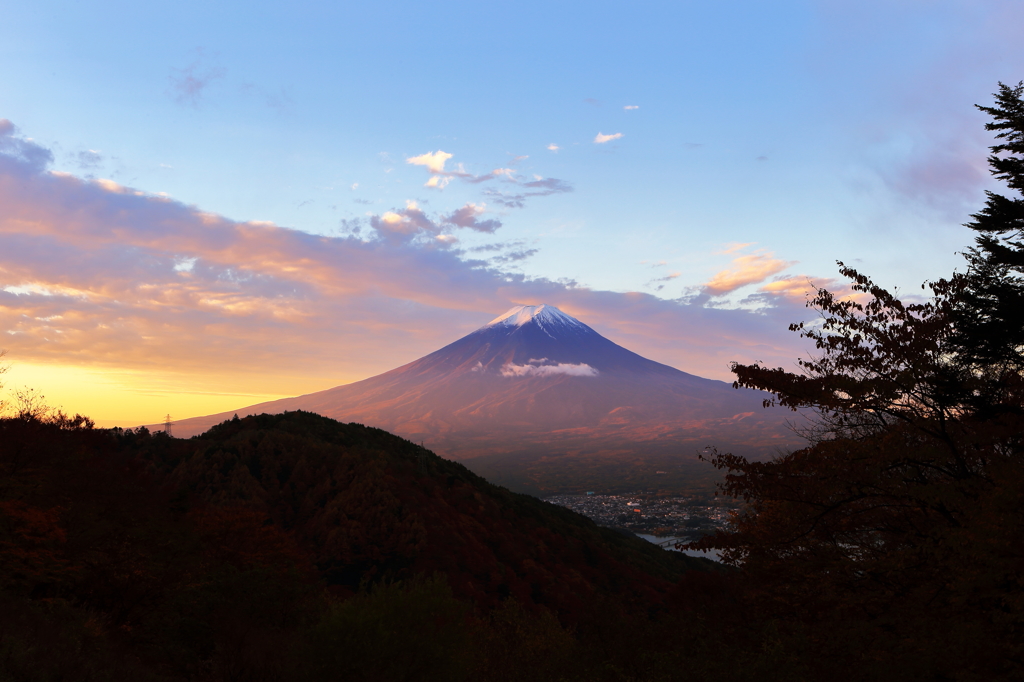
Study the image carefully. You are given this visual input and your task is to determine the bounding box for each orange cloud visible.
[0,126,825,425]
[717,242,755,255]
[758,275,857,304]
[704,251,796,296]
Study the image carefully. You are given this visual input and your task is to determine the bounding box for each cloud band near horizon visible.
[0,123,825,421]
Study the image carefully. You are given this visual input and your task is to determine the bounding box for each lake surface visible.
[635,533,723,562]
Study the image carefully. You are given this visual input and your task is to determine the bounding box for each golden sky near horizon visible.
[1,362,301,428]
[3,1,1019,428]
[0,148,830,427]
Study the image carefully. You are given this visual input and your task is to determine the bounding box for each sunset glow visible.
[2,1,1022,426]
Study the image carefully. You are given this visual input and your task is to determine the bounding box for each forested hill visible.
[149,410,711,605]
[2,410,748,682]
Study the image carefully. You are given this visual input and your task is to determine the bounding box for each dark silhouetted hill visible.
[5,410,785,682]
[166,411,712,612]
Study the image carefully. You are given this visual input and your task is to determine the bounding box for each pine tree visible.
[690,83,1024,679]
[953,81,1024,371]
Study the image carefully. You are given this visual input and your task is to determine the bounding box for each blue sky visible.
[1,0,1023,425]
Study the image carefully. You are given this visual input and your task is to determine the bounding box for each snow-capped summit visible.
[159,303,801,494]
[482,304,586,332]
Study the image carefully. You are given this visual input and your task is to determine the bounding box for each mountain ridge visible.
[152,304,801,492]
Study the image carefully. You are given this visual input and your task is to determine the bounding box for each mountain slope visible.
[0,410,727,681]
[161,305,801,491]
[170,411,714,609]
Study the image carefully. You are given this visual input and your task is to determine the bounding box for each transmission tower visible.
[164,414,173,437]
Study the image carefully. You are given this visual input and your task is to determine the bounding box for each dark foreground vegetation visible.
[2,84,1023,682]
[1,409,781,682]
[690,82,1024,680]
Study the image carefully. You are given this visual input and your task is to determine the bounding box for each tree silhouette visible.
[954,81,1024,372]
[692,84,1024,680]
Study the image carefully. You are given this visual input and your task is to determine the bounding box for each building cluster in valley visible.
[545,493,738,541]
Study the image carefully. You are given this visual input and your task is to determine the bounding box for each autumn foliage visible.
[694,83,1024,681]
[696,270,1024,679]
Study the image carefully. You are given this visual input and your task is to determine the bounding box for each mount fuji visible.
[159,305,801,492]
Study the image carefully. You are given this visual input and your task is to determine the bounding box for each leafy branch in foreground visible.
[691,83,1024,680]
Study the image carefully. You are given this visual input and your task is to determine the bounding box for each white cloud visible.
[594,132,623,144]
[500,361,599,377]
[623,105,639,110]
[406,150,453,174]
[547,143,560,151]
[0,123,823,394]
[425,175,452,189]
[93,178,126,193]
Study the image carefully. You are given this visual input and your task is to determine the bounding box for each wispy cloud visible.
[717,242,755,255]
[425,175,453,189]
[74,150,103,170]
[523,177,570,191]
[469,240,538,264]
[594,132,623,144]
[547,143,560,152]
[754,275,851,304]
[239,82,292,114]
[404,150,570,208]
[444,203,501,233]
[646,271,681,292]
[623,105,639,110]
[407,150,489,189]
[169,49,225,106]
[483,177,573,208]
[463,167,515,184]
[370,200,440,237]
[0,124,820,393]
[359,200,505,239]
[490,247,538,264]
